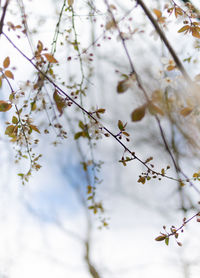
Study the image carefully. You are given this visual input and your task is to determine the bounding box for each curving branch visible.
[2,31,186,185]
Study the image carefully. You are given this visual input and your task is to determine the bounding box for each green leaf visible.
[178,25,190,33]
[12,116,18,124]
[118,120,124,131]
[31,102,37,111]
[68,0,74,6]
[0,100,12,112]
[165,237,169,246]
[5,124,17,138]
[78,120,85,130]
[155,235,166,241]
[87,185,92,194]
[88,205,94,210]
[74,131,83,140]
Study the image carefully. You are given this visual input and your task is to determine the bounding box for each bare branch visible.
[104,0,200,193]
[3,31,185,185]
[136,0,192,83]
[0,0,10,35]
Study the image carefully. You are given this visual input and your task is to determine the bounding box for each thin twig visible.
[3,31,183,183]
[3,73,33,166]
[104,0,200,193]
[136,0,192,83]
[168,211,200,237]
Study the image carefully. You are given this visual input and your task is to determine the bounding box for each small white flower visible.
[88,121,103,140]
[161,57,176,71]
[160,77,173,90]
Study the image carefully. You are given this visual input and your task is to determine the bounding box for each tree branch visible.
[0,0,10,35]
[104,0,200,193]
[136,0,192,84]
[2,31,196,186]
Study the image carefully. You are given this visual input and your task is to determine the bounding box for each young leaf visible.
[148,102,164,116]
[78,121,85,130]
[3,57,10,68]
[137,176,146,184]
[131,105,146,122]
[118,120,124,131]
[5,70,14,79]
[43,53,58,63]
[180,107,193,116]
[5,125,17,137]
[53,90,66,115]
[174,7,183,18]
[117,80,130,93]
[192,28,200,39]
[178,25,190,33]
[96,108,105,114]
[0,100,12,112]
[87,185,92,194]
[37,40,43,52]
[167,65,175,71]
[12,116,18,124]
[153,9,162,18]
[68,0,74,5]
[74,131,83,140]
[165,237,169,246]
[30,125,40,133]
[155,235,166,241]
[106,20,116,30]
[122,131,129,137]
[31,102,37,111]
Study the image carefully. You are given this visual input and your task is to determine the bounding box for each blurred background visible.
[0,0,200,277]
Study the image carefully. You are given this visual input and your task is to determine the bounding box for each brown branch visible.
[168,211,200,237]
[104,1,200,193]
[136,0,192,84]
[85,240,101,278]
[155,115,180,172]
[2,31,193,185]
[0,0,9,35]
[156,115,200,193]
